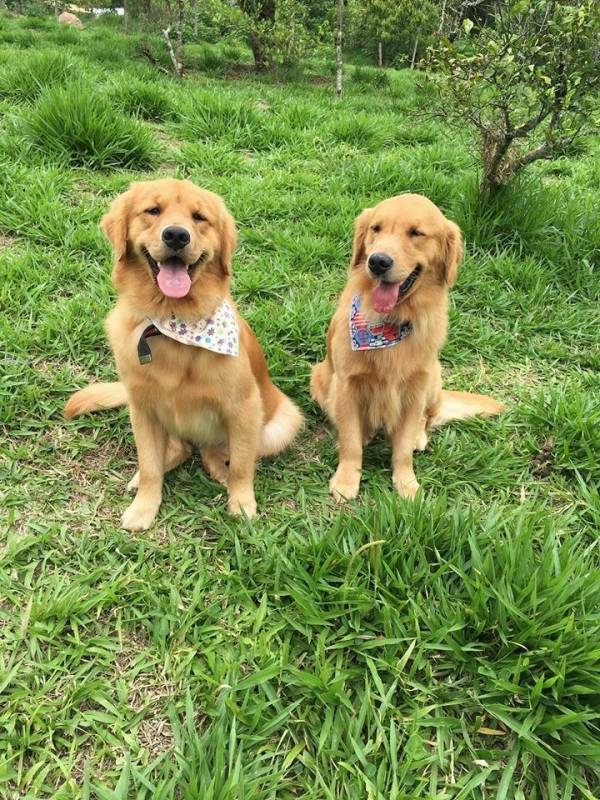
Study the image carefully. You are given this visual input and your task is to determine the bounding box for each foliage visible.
[347,0,440,66]
[425,0,600,196]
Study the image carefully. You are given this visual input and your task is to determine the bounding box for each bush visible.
[22,82,159,170]
[0,50,77,103]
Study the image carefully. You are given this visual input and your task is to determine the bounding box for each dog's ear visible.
[440,220,463,288]
[350,207,373,269]
[100,188,133,265]
[216,202,237,276]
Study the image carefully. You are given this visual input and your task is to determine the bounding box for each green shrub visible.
[22,82,159,170]
[0,50,77,102]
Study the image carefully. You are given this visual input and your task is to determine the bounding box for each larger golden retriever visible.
[65,178,302,530]
[311,193,503,501]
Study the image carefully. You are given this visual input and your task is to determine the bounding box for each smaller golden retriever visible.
[311,194,503,501]
[65,178,302,529]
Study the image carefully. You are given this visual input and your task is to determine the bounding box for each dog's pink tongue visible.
[372,281,400,314]
[156,259,191,298]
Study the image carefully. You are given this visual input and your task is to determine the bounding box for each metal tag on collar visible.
[137,324,160,365]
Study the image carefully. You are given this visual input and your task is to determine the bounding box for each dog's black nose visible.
[367,252,393,276]
[162,226,191,251]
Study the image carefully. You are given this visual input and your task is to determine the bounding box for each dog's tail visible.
[310,361,331,412]
[64,382,128,419]
[260,391,303,457]
[429,390,504,428]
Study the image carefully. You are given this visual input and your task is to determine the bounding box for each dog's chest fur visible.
[107,313,237,445]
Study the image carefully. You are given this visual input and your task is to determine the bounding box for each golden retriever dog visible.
[65,178,302,530]
[311,193,503,502]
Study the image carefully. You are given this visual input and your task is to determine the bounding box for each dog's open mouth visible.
[143,248,205,299]
[372,265,422,314]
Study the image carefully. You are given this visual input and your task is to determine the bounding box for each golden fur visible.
[65,178,302,529]
[311,193,504,501]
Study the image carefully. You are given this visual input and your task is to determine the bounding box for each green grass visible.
[0,10,599,800]
[21,82,160,169]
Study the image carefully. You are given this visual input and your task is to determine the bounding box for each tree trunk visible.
[123,0,129,33]
[240,0,275,71]
[410,32,419,69]
[250,31,268,71]
[162,0,185,79]
[438,0,447,33]
[192,0,198,38]
[54,0,59,18]
[378,40,383,67]
[335,0,343,100]
[176,0,184,74]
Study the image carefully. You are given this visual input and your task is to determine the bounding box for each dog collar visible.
[349,294,412,351]
[137,300,239,364]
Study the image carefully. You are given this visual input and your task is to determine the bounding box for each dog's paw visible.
[228,492,257,519]
[127,471,140,492]
[121,499,159,531]
[201,448,229,486]
[414,430,428,452]
[393,472,420,500]
[329,467,360,503]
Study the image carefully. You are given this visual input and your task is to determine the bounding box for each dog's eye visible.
[192,211,206,222]
[145,206,161,216]
[409,227,425,237]
[371,224,381,233]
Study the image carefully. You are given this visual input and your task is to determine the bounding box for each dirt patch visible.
[530,437,555,478]
[137,714,176,759]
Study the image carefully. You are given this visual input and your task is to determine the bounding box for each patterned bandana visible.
[349,294,412,352]
[137,300,239,364]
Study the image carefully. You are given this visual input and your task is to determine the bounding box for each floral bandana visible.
[137,300,239,364]
[349,294,412,352]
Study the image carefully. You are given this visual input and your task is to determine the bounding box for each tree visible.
[335,0,343,99]
[238,0,276,70]
[425,0,600,198]
[346,0,439,66]
[162,0,185,77]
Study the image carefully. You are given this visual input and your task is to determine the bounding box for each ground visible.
[0,12,599,800]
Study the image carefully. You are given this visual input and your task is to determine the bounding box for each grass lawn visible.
[1,12,599,800]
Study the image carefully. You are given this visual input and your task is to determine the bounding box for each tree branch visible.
[139,43,170,74]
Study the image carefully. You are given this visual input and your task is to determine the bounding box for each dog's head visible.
[350,194,462,314]
[101,178,236,303]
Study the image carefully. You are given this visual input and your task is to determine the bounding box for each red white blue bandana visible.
[138,300,239,364]
[349,295,412,351]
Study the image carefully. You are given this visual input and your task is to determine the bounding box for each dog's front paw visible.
[329,467,360,503]
[127,471,140,492]
[393,471,420,500]
[228,491,257,519]
[201,447,229,486]
[121,498,160,531]
[414,430,428,452]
